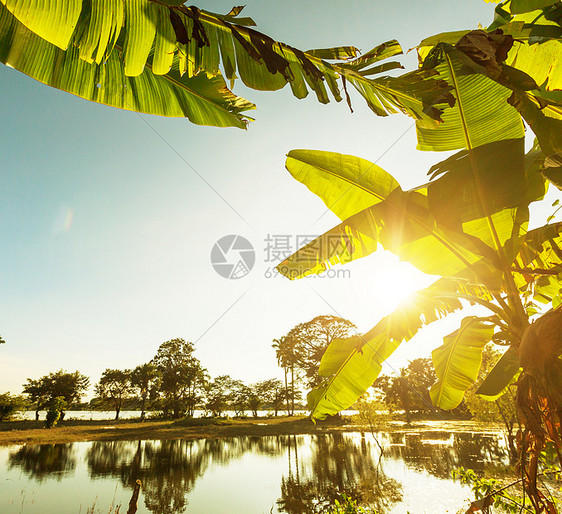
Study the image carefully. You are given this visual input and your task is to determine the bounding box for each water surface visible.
[0,430,508,513]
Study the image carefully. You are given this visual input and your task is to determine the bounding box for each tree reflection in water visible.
[385,431,509,480]
[85,436,287,513]
[6,431,508,513]
[277,433,402,514]
[8,444,76,481]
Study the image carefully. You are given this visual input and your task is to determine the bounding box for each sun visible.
[350,250,436,317]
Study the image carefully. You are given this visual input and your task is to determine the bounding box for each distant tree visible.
[96,369,132,420]
[22,377,50,420]
[130,363,158,421]
[281,315,357,398]
[272,336,298,415]
[246,384,263,418]
[45,396,67,428]
[374,358,436,423]
[23,370,89,421]
[254,378,286,417]
[226,378,249,416]
[205,375,239,417]
[0,335,5,344]
[152,339,206,418]
[0,392,27,421]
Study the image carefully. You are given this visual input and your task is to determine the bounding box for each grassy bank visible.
[0,415,505,446]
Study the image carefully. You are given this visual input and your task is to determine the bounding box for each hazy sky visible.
[1,0,541,397]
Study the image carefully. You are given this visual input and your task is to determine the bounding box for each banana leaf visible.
[476,346,521,400]
[511,222,562,303]
[0,0,456,123]
[278,144,542,281]
[0,4,254,126]
[430,316,495,409]
[416,45,524,152]
[284,150,401,221]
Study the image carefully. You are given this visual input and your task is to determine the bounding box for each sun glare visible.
[358,251,435,316]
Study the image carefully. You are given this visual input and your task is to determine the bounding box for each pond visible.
[0,430,509,513]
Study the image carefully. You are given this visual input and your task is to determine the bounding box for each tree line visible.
[4,338,299,424]
[1,315,512,431]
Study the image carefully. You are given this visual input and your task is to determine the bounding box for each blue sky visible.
[0,1,524,396]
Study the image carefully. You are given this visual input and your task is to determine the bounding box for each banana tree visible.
[0,0,454,128]
[277,1,562,510]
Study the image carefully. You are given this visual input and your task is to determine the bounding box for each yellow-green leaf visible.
[416,46,524,152]
[285,149,401,221]
[430,317,495,410]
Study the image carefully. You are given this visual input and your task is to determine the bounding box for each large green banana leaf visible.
[0,0,456,123]
[278,144,542,281]
[0,4,254,126]
[430,316,495,409]
[307,278,465,420]
[416,45,524,152]
[284,150,401,221]
[277,187,502,281]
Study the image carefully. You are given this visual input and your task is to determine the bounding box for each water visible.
[0,430,508,513]
[19,410,339,421]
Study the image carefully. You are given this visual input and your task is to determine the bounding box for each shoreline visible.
[0,416,506,447]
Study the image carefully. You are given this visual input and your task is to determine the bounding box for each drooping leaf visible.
[340,40,403,70]
[306,46,359,60]
[0,1,458,123]
[543,153,562,189]
[344,66,455,122]
[74,0,125,66]
[308,278,465,420]
[0,4,255,126]
[476,346,521,400]
[511,222,562,303]
[430,317,495,410]
[510,93,562,157]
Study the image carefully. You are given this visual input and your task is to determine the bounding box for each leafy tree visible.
[0,335,5,344]
[204,375,240,417]
[96,369,133,420]
[288,316,357,389]
[228,379,251,417]
[274,316,356,415]
[45,396,67,428]
[23,370,90,420]
[276,3,562,507]
[0,392,27,421]
[22,377,50,420]
[272,336,299,416]
[254,378,286,417]
[152,338,205,418]
[374,358,436,423]
[130,363,158,421]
